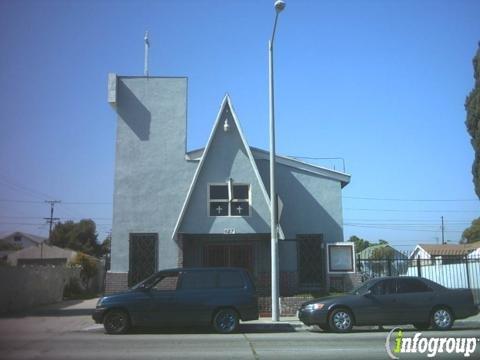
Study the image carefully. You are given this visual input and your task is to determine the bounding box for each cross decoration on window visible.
[209,182,250,217]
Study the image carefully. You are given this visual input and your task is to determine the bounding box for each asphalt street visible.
[0,298,479,360]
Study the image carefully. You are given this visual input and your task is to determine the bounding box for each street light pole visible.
[269,0,285,322]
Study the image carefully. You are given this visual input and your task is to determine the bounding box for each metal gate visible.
[203,244,254,275]
[129,233,158,286]
[297,235,325,288]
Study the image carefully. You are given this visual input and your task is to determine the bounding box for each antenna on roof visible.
[144,31,150,77]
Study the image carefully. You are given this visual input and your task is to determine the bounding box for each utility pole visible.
[441,216,445,245]
[269,0,286,322]
[44,200,61,244]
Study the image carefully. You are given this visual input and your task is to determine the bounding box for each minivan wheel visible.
[328,308,353,333]
[213,309,239,334]
[103,310,130,334]
[431,307,454,330]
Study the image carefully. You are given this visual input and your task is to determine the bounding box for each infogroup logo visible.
[385,328,479,359]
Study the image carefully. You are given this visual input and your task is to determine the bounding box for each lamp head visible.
[274,0,286,13]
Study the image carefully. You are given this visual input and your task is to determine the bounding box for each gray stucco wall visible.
[110,76,196,272]
[256,159,345,271]
[179,103,271,234]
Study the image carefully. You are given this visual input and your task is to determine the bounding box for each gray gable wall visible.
[179,101,272,234]
[110,77,196,272]
[255,159,344,242]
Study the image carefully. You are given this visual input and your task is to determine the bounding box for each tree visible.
[370,246,395,260]
[100,233,111,270]
[349,236,371,253]
[72,252,98,289]
[465,43,480,198]
[50,219,100,257]
[461,218,480,244]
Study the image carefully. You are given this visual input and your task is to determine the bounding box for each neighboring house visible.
[5,244,78,266]
[105,74,351,295]
[0,231,46,250]
[410,243,480,265]
[357,244,408,277]
[407,243,480,293]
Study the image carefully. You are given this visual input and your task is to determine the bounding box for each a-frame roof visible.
[172,95,284,240]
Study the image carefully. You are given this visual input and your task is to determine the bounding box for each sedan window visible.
[396,278,432,293]
[371,279,395,295]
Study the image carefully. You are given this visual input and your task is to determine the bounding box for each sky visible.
[0,0,479,252]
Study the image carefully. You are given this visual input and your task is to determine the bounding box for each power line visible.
[345,208,479,213]
[0,222,45,226]
[0,176,57,200]
[344,196,479,202]
[0,199,44,204]
[344,224,464,233]
[0,199,112,205]
[0,216,112,221]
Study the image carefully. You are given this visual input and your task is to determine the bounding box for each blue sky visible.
[0,0,479,251]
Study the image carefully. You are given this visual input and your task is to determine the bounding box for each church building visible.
[105,74,350,298]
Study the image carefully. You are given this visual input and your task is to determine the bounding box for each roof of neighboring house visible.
[414,243,480,257]
[357,244,406,259]
[0,231,47,244]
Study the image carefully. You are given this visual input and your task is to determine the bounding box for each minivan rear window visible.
[218,271,244,288]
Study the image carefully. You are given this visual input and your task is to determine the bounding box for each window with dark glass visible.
[180,271,217,290]
[208,183,250,216]
[218,271,245,288]
[151,274,179,291]
[371,279,396,295]
[396,278,432,294]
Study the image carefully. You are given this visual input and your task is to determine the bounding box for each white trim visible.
[171,95,283,239]
[184,147,351,187]
[327,242,356,274]
[251,147,351,187]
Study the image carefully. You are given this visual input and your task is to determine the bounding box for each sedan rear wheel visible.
[103,310,130,334]
[328,308,353,333]
[431,307,454,330]
[213,309,239,334]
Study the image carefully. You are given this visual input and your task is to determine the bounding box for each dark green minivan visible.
[92,267,258,334]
